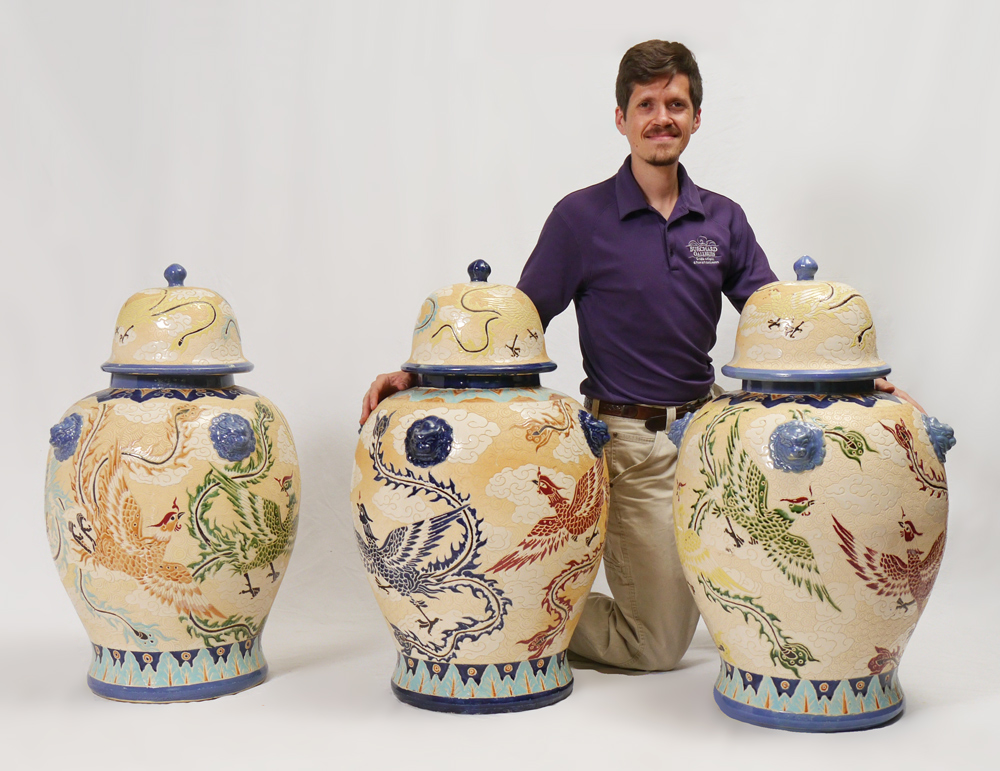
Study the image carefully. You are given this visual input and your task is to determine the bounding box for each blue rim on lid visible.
[101,264,254,376]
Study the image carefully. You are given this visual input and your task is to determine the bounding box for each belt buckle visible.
[645,415,667,432]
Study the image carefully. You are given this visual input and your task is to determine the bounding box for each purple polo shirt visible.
[518,157,776,406]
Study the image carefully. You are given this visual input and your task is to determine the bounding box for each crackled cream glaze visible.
[354,263,608,713]
[673,259,953,731]
[46,266,299,702]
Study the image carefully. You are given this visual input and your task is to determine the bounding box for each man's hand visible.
[360,371,417,424]
[874,378,925,414]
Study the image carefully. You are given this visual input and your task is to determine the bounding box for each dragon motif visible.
[361,412,510,662]
[880,419,948,499]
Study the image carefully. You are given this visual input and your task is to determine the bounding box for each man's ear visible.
[692,108,702,134]
[615,106,627,136]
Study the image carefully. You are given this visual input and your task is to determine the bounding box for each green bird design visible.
[203,469,298,599]
[693,411,838,610]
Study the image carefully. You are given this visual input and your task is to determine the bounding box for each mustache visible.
[644,128,681,138]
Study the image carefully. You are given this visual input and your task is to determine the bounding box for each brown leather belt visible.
[584,395,712,432]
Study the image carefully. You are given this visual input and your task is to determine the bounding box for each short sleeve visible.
[723,206,777,312]
[517,209,584,330]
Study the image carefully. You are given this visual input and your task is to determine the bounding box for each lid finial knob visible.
[468,260,491,282]
[164,264,187,287]
[794,256,818,281]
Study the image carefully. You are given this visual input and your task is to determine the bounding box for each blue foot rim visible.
[391,679,572,713]
[714,685,904,732]
[713,661,906,731]
[87,666,267,703]
[389,651,575,712]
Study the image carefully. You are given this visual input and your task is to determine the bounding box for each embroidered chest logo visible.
[687,236,720,265]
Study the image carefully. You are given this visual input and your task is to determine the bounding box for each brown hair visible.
[616,40,703,115]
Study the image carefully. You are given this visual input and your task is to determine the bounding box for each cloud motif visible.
[408,341,456,364]
[359,411,380,451]
[497,562,549,611]
[815,335,864,364]
[371,484,434,524]
[276,421,298,465]
[133,341,178,362]
[114,400,174,425]
[229,573,281,614]
[743,413,787,467]
[480,521,512,553]
[486,464,574,525]
[122,407,222,486]
[745,343,783,362]
[863,423,909,468]
[438,304,469,325]
[350,460,362,494]
[796,616,856,660]
[854,580,912,621]
[163,288,216,301]
[824,473,902,515]
[506,401,556,420]
[452,622,503,659]
[392,408,499,465]
[723,624,775,663]
[832,305,871,335]
[155,312,193,336]
[552,429,590,464]
[192,338,243,363]
[122,587,176,618]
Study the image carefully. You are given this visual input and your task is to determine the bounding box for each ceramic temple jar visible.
[44,265,300,702]
[352,260,610,713]
[670,257,955,731]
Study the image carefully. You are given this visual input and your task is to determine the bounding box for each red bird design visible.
[489,456,607,573]
[832,516,945,614]
[899,519,923,542]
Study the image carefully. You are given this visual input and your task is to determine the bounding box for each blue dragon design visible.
[358,412,511,661]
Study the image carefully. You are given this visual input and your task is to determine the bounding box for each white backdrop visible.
[1,1,996,767]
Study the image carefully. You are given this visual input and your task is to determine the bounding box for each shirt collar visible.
[615,156,705,222]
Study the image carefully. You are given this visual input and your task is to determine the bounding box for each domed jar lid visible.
[102,264,253,375]
[721,256,890,382]
[402,260,555,375]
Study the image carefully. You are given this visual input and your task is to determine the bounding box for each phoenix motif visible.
[71,411,221,619]
[361,411,510,661]
[691,408,838,609]
[488,454,608,655]
[192,469,298,598]
[355,502,469,632]
[833,516,945,614]
[489,455,607,573]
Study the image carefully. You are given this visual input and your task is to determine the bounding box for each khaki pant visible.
[568,393,717,671]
